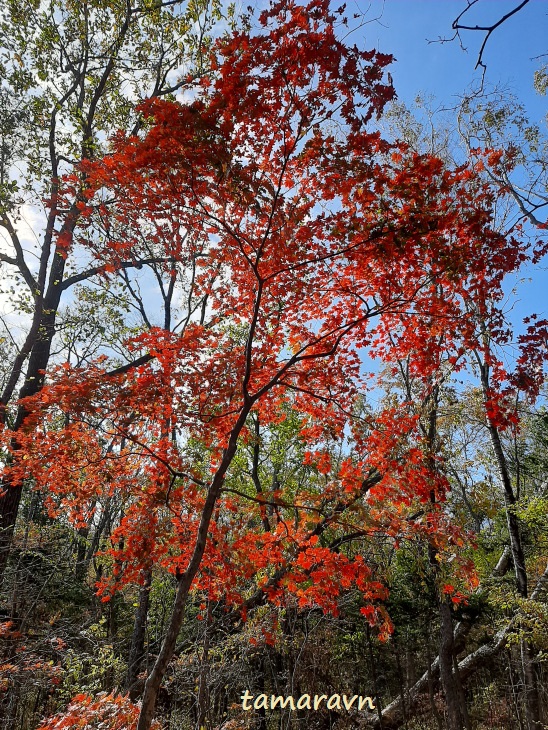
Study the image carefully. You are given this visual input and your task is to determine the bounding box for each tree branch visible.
[59,257,176,291]
[452,0,531,71]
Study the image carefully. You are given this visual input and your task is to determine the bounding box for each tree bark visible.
[482,396,541,728]
[195,603,211,730]
[438,599,465,730]
[137,405,252,730]
[126,568,153,699]
[477,353,542,729]
[0,284,65,581]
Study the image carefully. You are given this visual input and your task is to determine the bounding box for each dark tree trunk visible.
[424,624,443,730]
[256,656,267,730]
[195,603,211,730]
[521,640,542,730]
[367,624,384,728]
[0,476,23,582]
[393,639,408,729]
[438,599,465,730]
[507,647,526,730]
[0,260,66,582]
[137,406,252,730]
[452,653,471,730]
[126,568,153,699]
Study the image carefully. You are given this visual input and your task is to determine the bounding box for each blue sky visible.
[359,0,546,116]
[350,1,548,331]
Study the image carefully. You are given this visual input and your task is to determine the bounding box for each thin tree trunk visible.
[137,405,252,730]
[195,603,211,730]
[438,598,465,730]
[256,656,267,730]
[476,349,542,730]
[126,567,153,699]
[424,623,443,730]
[486,420,528,596]
[393,638,408,729]
[367,624,384,728]
[0,476,23,582]
[74,499,98,581]
[521,640,541,730]
[452,653,471,730]
[86,499,114,570]
[424,385,466,730]
[507,647,526,730]
[480,371,541,729]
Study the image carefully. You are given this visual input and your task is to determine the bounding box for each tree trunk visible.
[0,475,23,582]
[393,639,408,729]
[366,624,384,728]
[438,599,465,730]
[452,653,472,730]
[195,603,211,730]
[486,420,528,596]
[425,626,443,730]
[126,568,153,699]
[483,402,541,728]
[137,406,252,730]
[0,257,66,582]
[478,355,541,729]
[507,647,526,730]
[521,640,542,730]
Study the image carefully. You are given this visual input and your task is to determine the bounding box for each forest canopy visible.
[0,1,546,730]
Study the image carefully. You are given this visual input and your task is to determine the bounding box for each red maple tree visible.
[6,1,542,728]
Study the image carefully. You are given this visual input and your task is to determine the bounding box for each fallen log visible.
[351,555,548,730]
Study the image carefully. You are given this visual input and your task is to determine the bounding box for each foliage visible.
[7,0,532,620]
[37,692,161,730]
[0,2,547,730]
